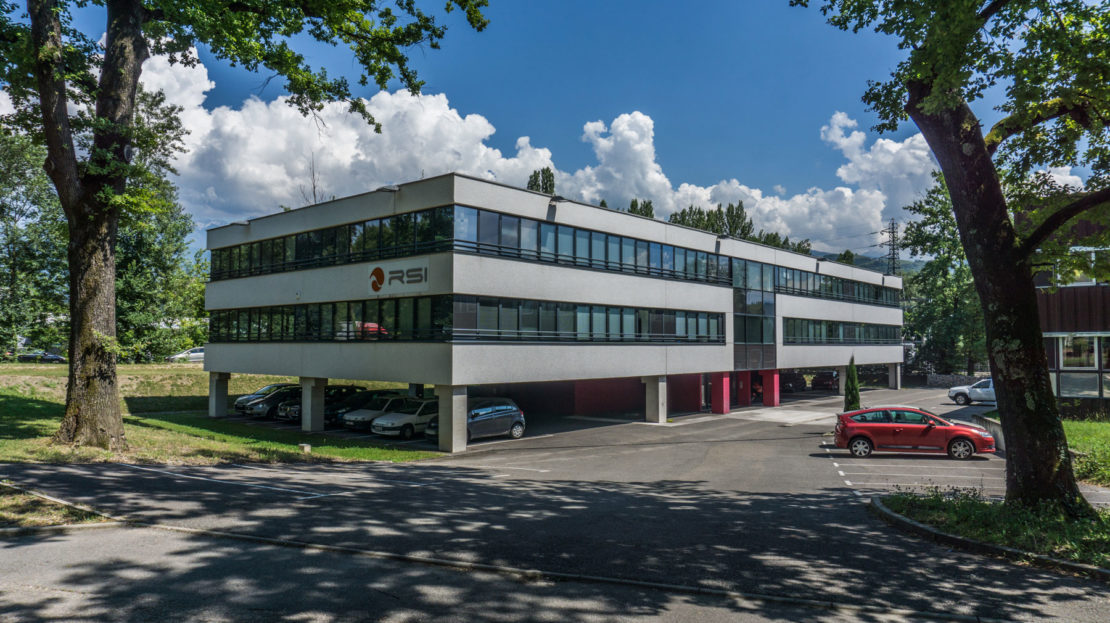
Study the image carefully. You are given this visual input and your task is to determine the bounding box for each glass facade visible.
[210,296,725,344]
[1045,335,1110,399]
[782,318,902,345]
[210,205,902,308]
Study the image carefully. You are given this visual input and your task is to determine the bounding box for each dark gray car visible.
[425,397,525,442]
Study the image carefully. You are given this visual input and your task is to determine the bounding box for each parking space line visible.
[118,464,320,496]
[844,480,852,486]
[458,464,551,473]
[854,483,1008,489]
[840,464,1004,470]
[837,471,845,476]
[842,472,1004,479]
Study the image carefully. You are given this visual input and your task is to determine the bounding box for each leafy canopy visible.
[793,0,1110,276]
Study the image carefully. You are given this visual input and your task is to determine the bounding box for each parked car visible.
[948,378,995,405]
[342,394,409,429]
[834,406,995,460]
[167,347,204,363]
[330,389,406,423]
[17,351,66,363]
[425,397,525,443]
[238,385,301,418]
[274,385,363,422]
[780,371,807,393]
[233,383,297,415]
[371,397,440,440]
[811,370,838,391]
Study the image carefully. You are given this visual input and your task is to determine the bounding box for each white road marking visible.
[832,462,839,467]
[844,480,852,486]
[459,465,551,473]
[837,471,845,477]
[854,483,1008,489]
[842,464,1004,470]
[852,490,863,497]
[843,472,1004,479]
[471,434,554,447]
[118,464,319,496]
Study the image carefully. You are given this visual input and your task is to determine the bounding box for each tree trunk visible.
[53,204,127,450]
[906,82,1091,516]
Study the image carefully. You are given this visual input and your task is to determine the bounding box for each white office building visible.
[205,173,903,452]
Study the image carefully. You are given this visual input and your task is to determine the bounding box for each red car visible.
[834,406,995,460]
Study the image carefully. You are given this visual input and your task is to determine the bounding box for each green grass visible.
[0,485,108,528]
[980,410,1110,487]
[1064,420,1110,487]
[884,489,1110,569]
[0,364,437,464]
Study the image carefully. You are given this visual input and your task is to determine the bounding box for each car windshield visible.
[365,397,398,411]
[341,391,373,409]
[397,400,434,415]
[255,384,286,396]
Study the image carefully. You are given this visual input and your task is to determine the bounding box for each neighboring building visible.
[205,173,904,451]
[1037,276,1110,411]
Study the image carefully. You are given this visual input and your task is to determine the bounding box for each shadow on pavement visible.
[1,462,1105,622]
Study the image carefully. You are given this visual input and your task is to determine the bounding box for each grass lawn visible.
[1,485,107,528]
[1064,420,1110,487]
[0,363,437,464]
[884,490,1110,569]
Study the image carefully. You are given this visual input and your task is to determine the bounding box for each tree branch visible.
[1017,187,1110,258]
[978,0,1014,22]
[26,0,81,210]
[984,98,1103,157]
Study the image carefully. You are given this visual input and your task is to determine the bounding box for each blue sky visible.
[195,1,910,197]
[49,1,1043,254]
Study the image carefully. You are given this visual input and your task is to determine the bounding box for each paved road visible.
[1,526,880,623]
[2,387,1108,622]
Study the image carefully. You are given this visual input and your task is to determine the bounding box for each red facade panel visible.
[1037,284,1110,333]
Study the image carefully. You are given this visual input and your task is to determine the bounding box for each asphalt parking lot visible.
[4,386,1108,621]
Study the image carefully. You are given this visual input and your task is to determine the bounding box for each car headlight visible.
[977,430,992,437]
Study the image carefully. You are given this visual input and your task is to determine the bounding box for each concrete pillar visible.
[435,385,468,453]
[208,372,230,418]
[642,376,667,423]
[300,377,326,432]
[888,363,902,390]
[733,370,751,407]
[837,366,848,395]
[761,369,780,407]
[710,372,730,414]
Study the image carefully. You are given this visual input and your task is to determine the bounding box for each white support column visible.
[300,377,326,432]
[837,366,848,396]
[435,385,467,453]
[642,375,667,424]
[208,372,230,418]
[888,363,902,390]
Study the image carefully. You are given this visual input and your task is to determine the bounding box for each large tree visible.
[796,0,1110,515]
[0,0,488,450]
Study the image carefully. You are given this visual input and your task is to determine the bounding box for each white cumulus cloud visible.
[136,55,939,252]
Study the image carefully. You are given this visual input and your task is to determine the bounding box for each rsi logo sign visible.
[369,266,428,292]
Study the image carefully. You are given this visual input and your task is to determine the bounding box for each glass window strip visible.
[780,317,901,346]
[209,204,900,308]
[209,295,726,344]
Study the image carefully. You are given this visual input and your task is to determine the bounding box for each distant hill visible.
[811,251,925,276]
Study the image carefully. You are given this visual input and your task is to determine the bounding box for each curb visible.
[868,496,1110,584]
[0,482,1009,623]
[0,521,126,537]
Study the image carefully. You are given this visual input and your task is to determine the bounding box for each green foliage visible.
[844,356,860,411]
[883,490,1110,569]
[626,198,655,218]
[0,132,67,354]
[902,174,986,374]
[599,199,608,208]
[668,201,811,253]
[526,167,555,194]
[835,249,855,264]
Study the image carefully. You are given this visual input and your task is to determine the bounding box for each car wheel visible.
[509,422,525,439]
[954,393,970,406]
[948,438,975,460]
[849,437,873,458]
[400,424,415,440]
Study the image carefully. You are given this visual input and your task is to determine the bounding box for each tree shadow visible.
[0,393,64,441]
[1,462,1105,621]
